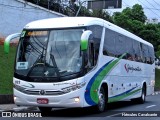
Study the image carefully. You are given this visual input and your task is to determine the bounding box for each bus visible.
[4,17,155,112]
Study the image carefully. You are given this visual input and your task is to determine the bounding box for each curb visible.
[0,95,14,104]
[13,106,38,112]
[0,106,38,112]
[152,91,160,95]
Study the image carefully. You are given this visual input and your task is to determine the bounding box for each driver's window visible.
[89,41,95,67]
[87,25,103,67]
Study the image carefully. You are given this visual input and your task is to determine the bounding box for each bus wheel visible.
[39,107,52,113]
[138,85,146,104]
[131,85,146,104]
[97,87,106,112]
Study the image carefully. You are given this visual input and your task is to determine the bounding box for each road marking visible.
[0,110,4,112]
[146,105,156,109]
[13,107,29,111]
[107,112,122,117]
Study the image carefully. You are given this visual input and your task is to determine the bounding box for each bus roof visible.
[24,17,153,47]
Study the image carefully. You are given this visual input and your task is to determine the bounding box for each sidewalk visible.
[0,104,16,111]
[0,104,37,112]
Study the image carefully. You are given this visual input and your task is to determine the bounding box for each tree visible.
[91,10,112,22]
[127,20,144,35]
[131,4,147,23]
[112,4,160,52]
[139,24,160,51]
[113,12,130,30]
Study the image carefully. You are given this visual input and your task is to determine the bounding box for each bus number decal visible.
[15,80,20,84]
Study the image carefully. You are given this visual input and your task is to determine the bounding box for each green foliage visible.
[113,12,130,29]
[0,46,16,94]
[113,4,160,53]
[155,69,160,90]
[139,24,160,51]
[130,4,147,23]
[91,10,113,22]
[156,50,160,57]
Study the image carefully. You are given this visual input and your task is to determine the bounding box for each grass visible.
[0,45,17,94]
[156,51,160,57]
[155,69,160,91]
[0,44,160,94]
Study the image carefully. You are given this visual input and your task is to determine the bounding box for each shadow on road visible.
[41,100,150,117]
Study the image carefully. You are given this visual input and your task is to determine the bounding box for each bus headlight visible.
[74,97,80,103]
[62,81,86,93]
[13,84,26,92]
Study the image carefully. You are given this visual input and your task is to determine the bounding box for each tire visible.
[95,87,107,112]
[39,107,52,113]
[138,85,146,104]
[131,85,146,104]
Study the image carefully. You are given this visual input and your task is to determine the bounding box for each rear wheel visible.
[138,85,146,104]
[131,85,146,104]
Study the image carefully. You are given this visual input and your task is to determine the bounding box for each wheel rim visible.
[98,89,105,111]
[142,89,145,102]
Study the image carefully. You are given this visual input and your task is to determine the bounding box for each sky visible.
[81,0,160,20]
[106,0,160,20]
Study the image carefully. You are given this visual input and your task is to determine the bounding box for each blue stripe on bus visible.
[84,60,113,105]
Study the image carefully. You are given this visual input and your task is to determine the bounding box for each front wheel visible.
[95,87,107,112]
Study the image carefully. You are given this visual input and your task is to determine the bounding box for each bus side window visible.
[88,25,103,66]
[103,28,116,57]
[126,53,133,61]
[89,41,95,67]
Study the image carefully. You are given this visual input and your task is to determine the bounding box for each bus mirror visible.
[4,33,21,54]
[80,30,92,51]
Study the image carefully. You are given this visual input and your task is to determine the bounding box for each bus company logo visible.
[39,90,45,95]
[124,64,142,73]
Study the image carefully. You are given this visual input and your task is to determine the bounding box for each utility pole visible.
[76,0,93,16]
[48,0,50,10]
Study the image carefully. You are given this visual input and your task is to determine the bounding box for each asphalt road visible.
[1,94,160,120]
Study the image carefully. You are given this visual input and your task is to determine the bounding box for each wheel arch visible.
[143,82,147,95]
[100,82,108,102]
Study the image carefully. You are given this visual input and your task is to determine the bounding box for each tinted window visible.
[103,28,116,56]
[103,28,154,64]
[88,25,103,66]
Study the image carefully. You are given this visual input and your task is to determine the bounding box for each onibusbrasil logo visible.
[124,64,142,73]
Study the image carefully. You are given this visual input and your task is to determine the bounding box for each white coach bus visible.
[4,17,155,112]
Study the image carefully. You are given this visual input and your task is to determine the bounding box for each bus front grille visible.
[22,89,65,95]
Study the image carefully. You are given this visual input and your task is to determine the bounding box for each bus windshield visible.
[15,28,83,82]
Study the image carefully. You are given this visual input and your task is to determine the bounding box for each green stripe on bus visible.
[90,53,126,104]
[108,88,141,103]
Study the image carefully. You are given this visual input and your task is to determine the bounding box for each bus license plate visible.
[37,98,49,104]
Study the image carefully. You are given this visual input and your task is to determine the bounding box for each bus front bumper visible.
[14,89,84,108]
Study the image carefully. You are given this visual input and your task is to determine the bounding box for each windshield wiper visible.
[49,53,60,79]
[26,47,45,78]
